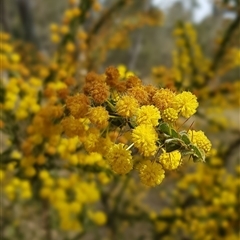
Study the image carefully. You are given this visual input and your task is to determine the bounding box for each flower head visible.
[132,124,158,157]
[139,160,165,187]
[88,106,109,129]
[172,91,198,118]
[106,143,133,174]
[159,150,181,170]
[126,75,142,89]
[83,72,109,104]
[105,66,120,87]
[66,93,89,119]
[83,128,100,153]
[136,105,161,127]
[61,116,86,138]
[152,88,175,111]
[188,130,211,153]
[116,95,139,118]
[144,85,158,103]
[89,82,110,104]
[162,108,179,123]
[127,86,149,105]
[88,211,107,226]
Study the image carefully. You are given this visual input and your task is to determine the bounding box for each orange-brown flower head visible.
[114,81,127,92]
[38,105,63,120]
[64,77,76,86]
[66,93,89,119]
[61,116,86,138]
[90,81,110,105]
[144,85,158,104]
[105,66,120,87]
[57,88,69,100]
[84,73,100,95]
[83,72,109,104]
[127,86,149,105]
[126,75,142,89]
[43,88,55,98]
[152,88,175,111]
[85,71,105,85]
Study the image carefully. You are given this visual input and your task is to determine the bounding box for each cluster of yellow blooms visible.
[152,22,240,135]
[39,170,106,231]
[1,31,212,232]
[1,32,211,202]
[56,65,211,187]
[151,151,239,240]
[1,0,238,238]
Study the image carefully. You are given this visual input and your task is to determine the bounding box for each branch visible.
[87,0,126,45]
[210,12,240,72]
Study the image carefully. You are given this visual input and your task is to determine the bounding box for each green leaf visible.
[166,143,181,152]
[165,138,183,152]
[159,123,171,135]
[190,145,205,162]
[181,133,191,145]
[170,128,179,138]
[165,138,184,145]
[181,150,194,156]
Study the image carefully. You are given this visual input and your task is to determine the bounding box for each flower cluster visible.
[57,66,211,187]
[151,152,239,240]
[0,1,238,239]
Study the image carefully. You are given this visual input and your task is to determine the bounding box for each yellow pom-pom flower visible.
[188,130,212,153]
[136,105,161,127]
[132,124,158,157]
[116,95,139,118]
[172,91,199,118]
[88,211,107,226]
[88,106,109,129]
[83,128,100,153]
[162,108,179,123]
[159,150,181,170]
[139,160,165,187]
[106,143,133,174]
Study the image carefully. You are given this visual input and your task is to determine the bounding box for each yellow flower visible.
[132,124,158,157]
[69,201,82,214]
[88,211,107,226]
[188,130,211,153]
[88,106,109,129]
[136,105,161,127]
[117,64,127,78]
[162,108,179,123]
[106,143,133,174]
[61,116,87,138]
[83,128,100,153]
[116,95,139,118]
[159,150,181,170]
[172,91,199,118]
[51,33,60,43]
[139,160,165,187]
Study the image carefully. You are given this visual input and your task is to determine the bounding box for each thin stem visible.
[126,142,134,150]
